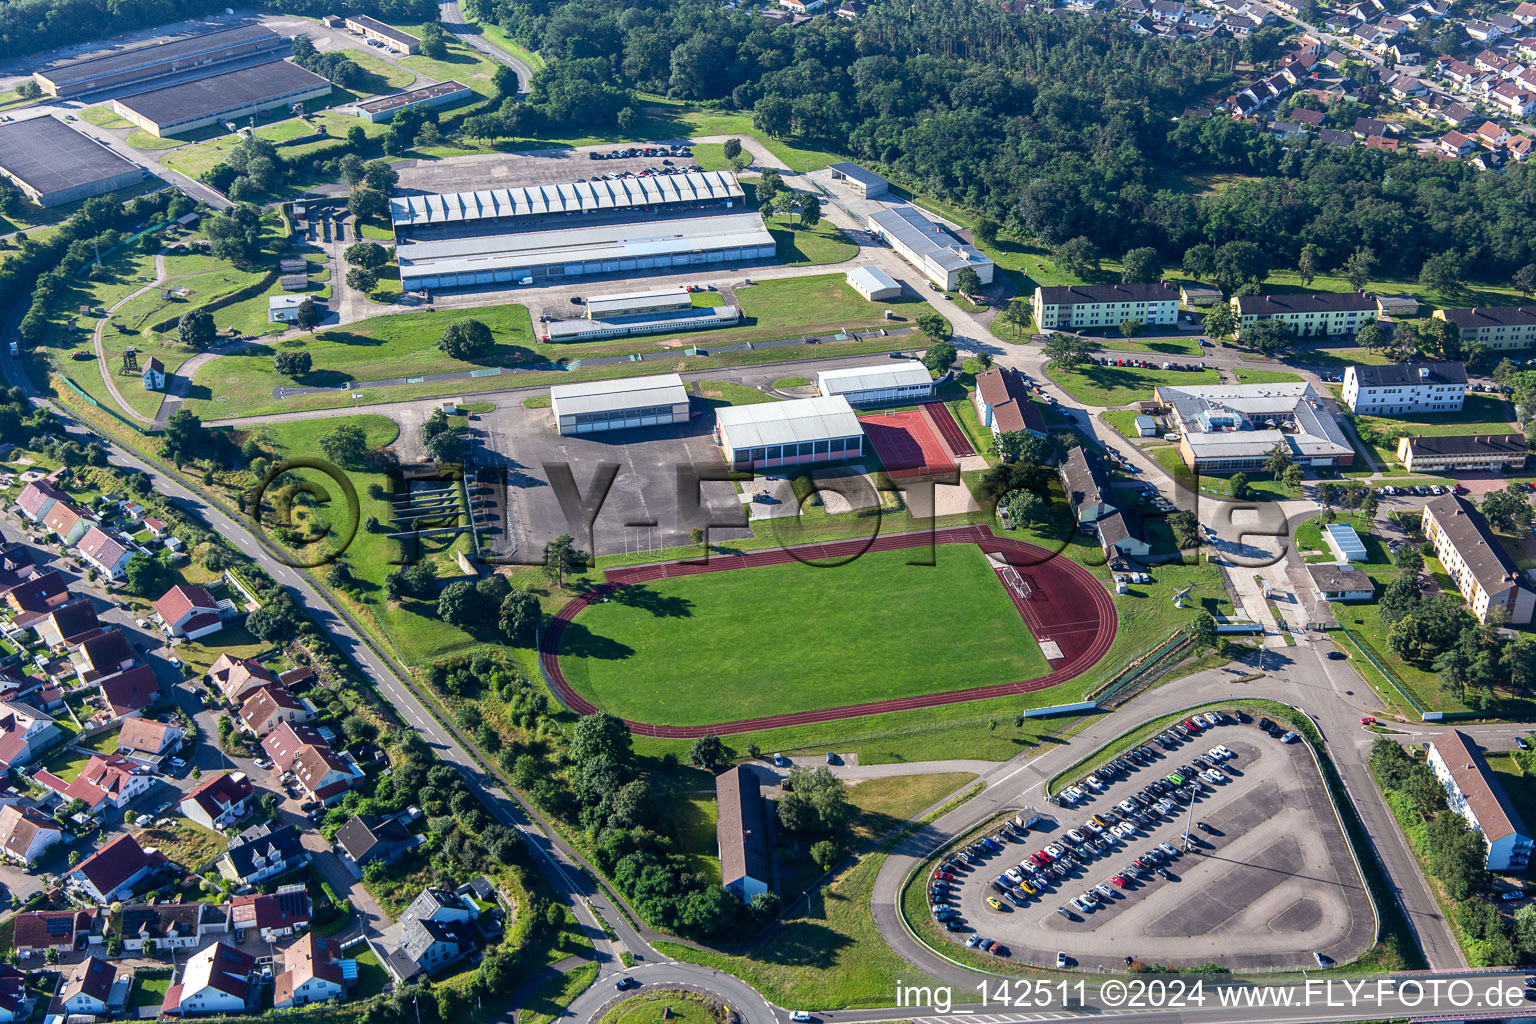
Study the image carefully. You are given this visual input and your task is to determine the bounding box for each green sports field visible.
[558,544,1050,726]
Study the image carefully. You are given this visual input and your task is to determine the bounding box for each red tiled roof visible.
[100,664,158,717]
[261,722,328,772]
[76,527,128,569]
[116,717,178,755]
[69,833,161,896]
[231,889,311,931]
[182,770,253,821]
[154,584,217,628]
[12,910,93,951]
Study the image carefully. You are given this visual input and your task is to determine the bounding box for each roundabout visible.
[538,525,1119,737]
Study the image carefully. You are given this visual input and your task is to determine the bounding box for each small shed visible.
[845,266,901,301]
[827,161,888,198]
[279,274,310,292]
[1133,415,1158,436]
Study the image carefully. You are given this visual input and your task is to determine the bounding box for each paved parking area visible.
[392,144,700,196]
[938,719,1374,971]
[472,401,750,558]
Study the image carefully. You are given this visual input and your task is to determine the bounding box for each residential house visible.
[383,886,480,982]
[1422,493,1536,625]
[0,701,58,768]
[1428,730,1534,870]
[143,517,167,539]
[336,813,415,868]
[1317,127,1354,147]
[142,358,165,391]
[1060,447,1116,524]
[1307,563,1375,602]
[76,527,132,580]
[43,500,93,547]
[1353,117,1389,138]
[716,766,769,904]
[1150,0,1184,19]
[67,833,164,902]
[1365,135,1399,153]
[207,654,279,705]
[1433,101,1477,126]
[56,956,126,1017]
[99,664,159,720]
[972,369,1047,442]
[1439,129,1476,156]
[115,717,181,766]
[0,964,26,1022]
[0,805,62,866]
[71,629,135,683]
[231,885,312,942]
[1098,510,1151,561]
[14,481,65,524]
[261,722,329,773]
[292,743,360,806]
[218,822,307,887]
[163,942,258,1017]
[13,909,97,958]
[117,902,231,953]
[1341,361,1467,414]
[1477,120,1514,148]
[154,584,223,640]
[274,933,348,1010]
[1465,18,1504,42]
[1289,106,1326,128]
[238,685,314,738]
[180,771,254,831]
[3,569,69,620]
[1491,82,1536,116]
[1515,1,1536,23]
[33,598,102,648]
[58,754,153,811]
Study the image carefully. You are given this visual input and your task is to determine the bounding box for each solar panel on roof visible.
[46,917,71,934]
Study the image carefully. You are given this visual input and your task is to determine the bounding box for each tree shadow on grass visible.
[609,584,692,619]
[553,620,635,661]
[314,331,385,348]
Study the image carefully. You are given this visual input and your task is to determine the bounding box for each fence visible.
[1089,629,1191,706]
[59,375,157,436]
[1336,622,1430,718]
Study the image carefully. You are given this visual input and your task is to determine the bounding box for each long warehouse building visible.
[0,116,144,207]
[111,61,331,138]
[396,212,775,291]
[35,24,286,99]
[816,361,934,406]
[867,205,994,292]
[715,396,864,471]
[549,375,692,435]
[390,171,747,234]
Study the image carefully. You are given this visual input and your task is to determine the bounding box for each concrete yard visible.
[470,399,751,558]
[942,721,1375,971]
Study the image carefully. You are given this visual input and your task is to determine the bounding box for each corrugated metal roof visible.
[716,396,862,449]
[389,171,746,227]
[816,360,931,395]
[585,286,691,317]
[846,266,900,293]
[549,374,689,417]
[398,214,773,279]
[868,206,993,275]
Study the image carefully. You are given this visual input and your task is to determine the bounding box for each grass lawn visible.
[190,274,942,419]
[137,820,226,871]
[126,130,184,151]
[351,948,390,999]
[1099,409,1153,439]
[561,545,1049,726]
[1049,363,1220,407]
[1294,515,1393,565]
[773,376,811,388]
[694,379,774,407]
[524,964,599,1024]
[846,772,975,844]
[475,21,547,72]
[768,219,858,266]
[129,971,172,1010]
[657,842,945,1007]
[40,747,91,783]
[80,105,134,129]
[345,50,418,92]
[690,142,730,171]
[77,728,122,756]
[400,37,503,97]
[1353,395,1518,466]
[1094,335,1204,358]
[1233,369,1305,384]
[1485,753,1536,842]
[162,113,390,183]
[596,988,715,1024]
[1333,598,1469,716]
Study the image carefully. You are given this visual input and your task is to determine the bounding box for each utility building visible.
[827,161,888,197]
[548,375,691,436]
[110,61,331,138]
[346,81,472,123]
[845,266,901,301]
[34,24,285,98]
[815,361,934,406]
[867,206,994,292]
[715,396,864,471]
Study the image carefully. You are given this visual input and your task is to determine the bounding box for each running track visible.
[538,525,1118,737]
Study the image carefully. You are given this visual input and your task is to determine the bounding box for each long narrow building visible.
[1421,492,1536,625]
[34,24,286,98]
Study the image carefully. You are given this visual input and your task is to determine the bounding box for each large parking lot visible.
[931,711,1376,971]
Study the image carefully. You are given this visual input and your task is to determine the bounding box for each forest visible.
[458,0,1536,286]
[0,0,436,61]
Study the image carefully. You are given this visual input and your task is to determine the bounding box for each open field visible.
[162,112,390,182]
[401,37,503,97]
[1233,369,1305,384]
[560,544,1049,726]
[189,275,942,419]
[1049,363,1221,407]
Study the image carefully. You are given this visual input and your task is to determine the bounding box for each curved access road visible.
[439,0,534,93]
[539,525,1117,737]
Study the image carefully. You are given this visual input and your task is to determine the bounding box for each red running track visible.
[923,401,975,458]
[539,524,1119,737]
